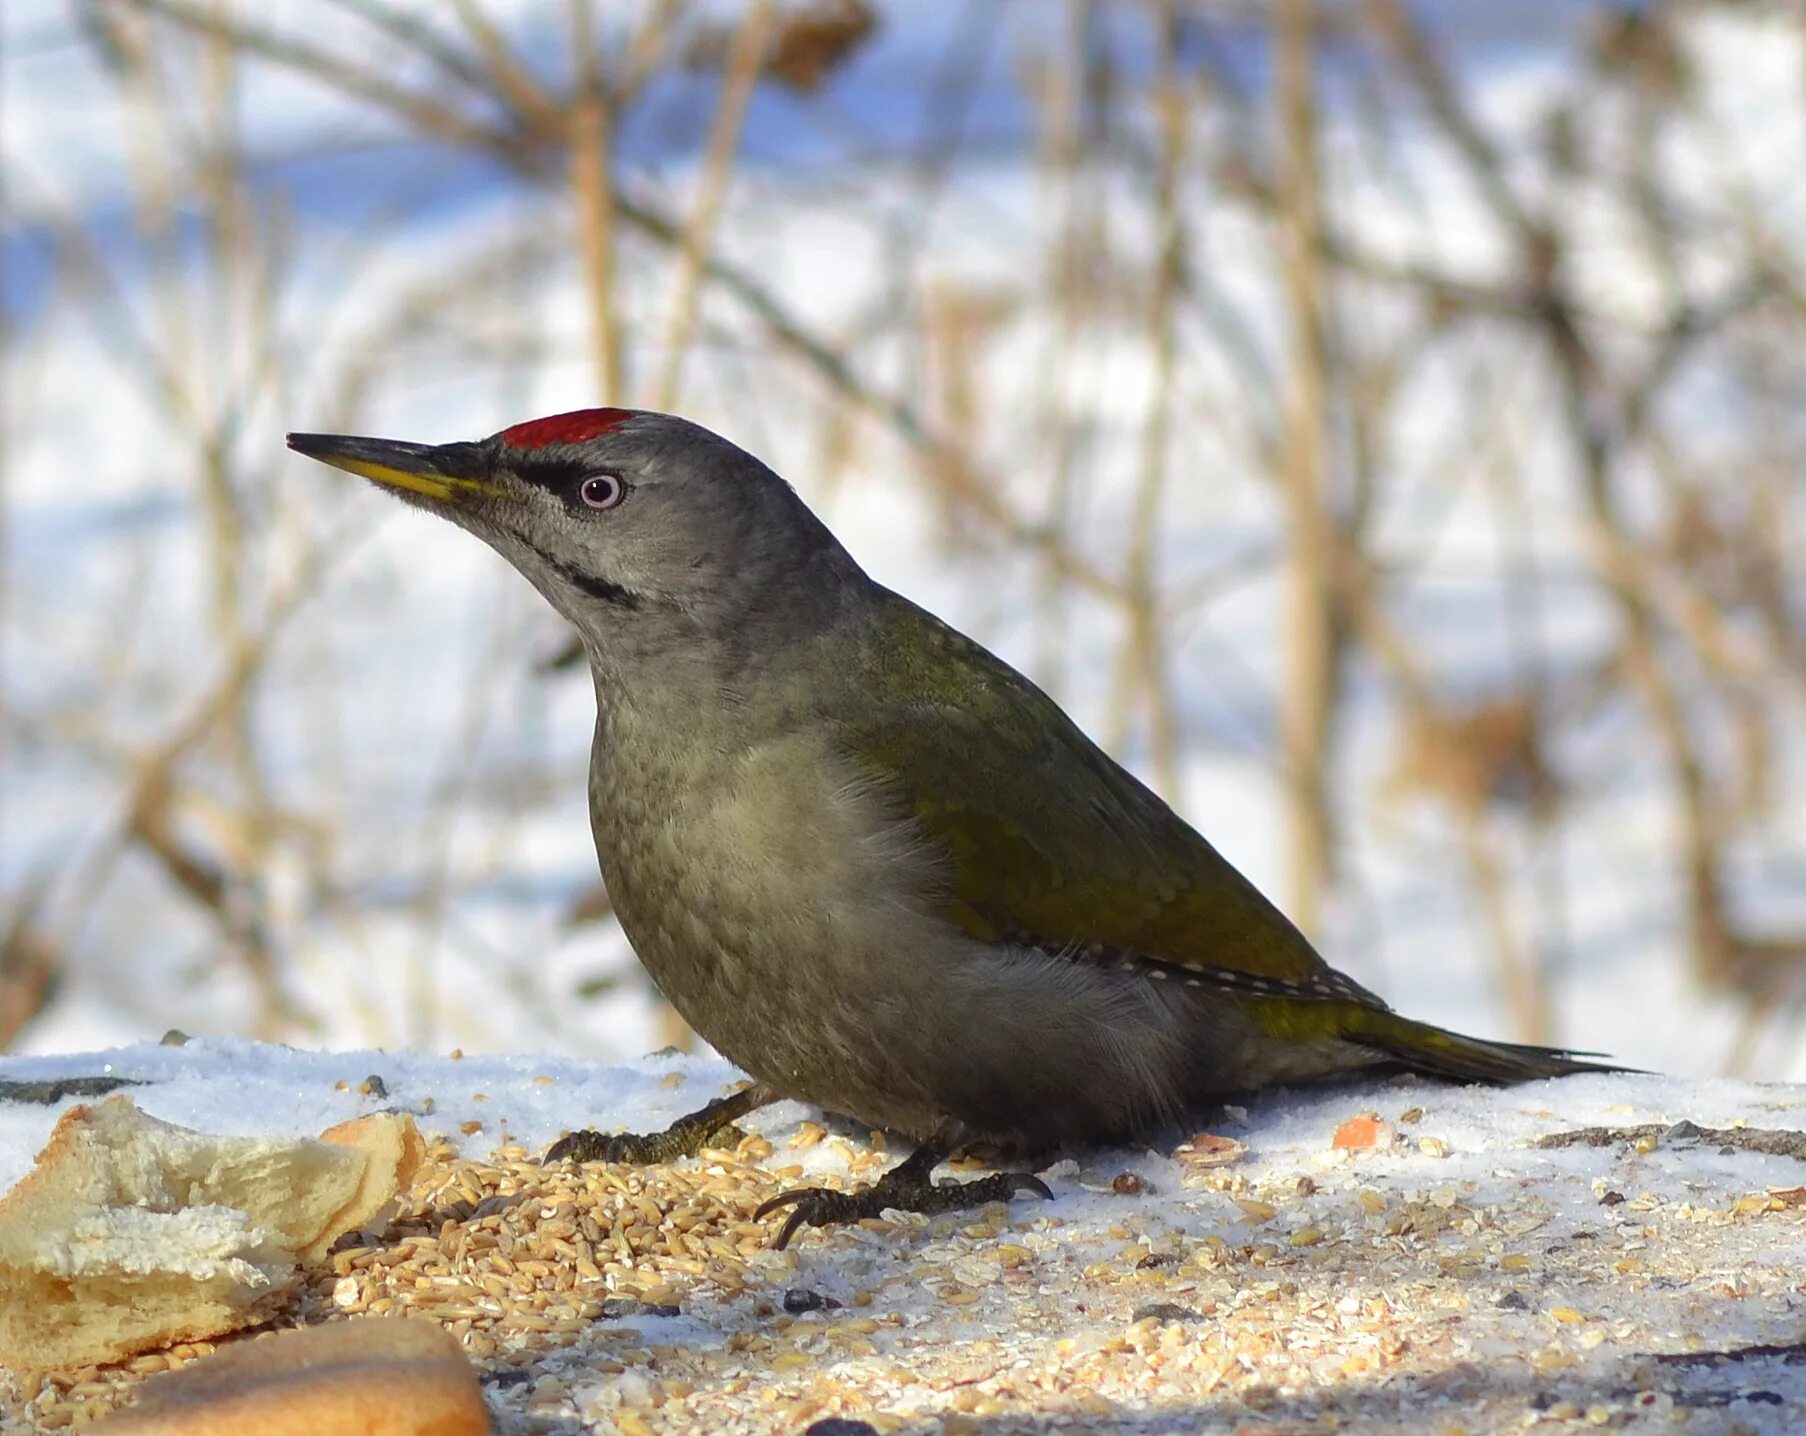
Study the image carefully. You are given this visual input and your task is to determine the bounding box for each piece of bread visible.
[0,1097,422,1372]
[309,1113,428,1265]
[89,1317,491,1436]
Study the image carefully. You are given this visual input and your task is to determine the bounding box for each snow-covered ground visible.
[2,1043,1804,1433]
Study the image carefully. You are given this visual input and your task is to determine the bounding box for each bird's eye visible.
[578,473,626,511]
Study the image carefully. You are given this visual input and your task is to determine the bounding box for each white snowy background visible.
[3,0,1805,1081]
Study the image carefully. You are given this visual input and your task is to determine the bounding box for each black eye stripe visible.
[512,458,592,495]
[511,458,628,513]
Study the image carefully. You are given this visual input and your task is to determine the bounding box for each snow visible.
[0,1041,735,1191]
[2,1043,1804,1431]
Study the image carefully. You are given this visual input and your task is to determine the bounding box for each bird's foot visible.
[544,1085,770,1166]
[755,1147,1052,1250]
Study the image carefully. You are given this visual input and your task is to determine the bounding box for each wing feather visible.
[834,631,1354,995]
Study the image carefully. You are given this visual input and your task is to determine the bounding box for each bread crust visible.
[0,1098,420,1372]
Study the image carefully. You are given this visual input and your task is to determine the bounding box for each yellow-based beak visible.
[286,432,511,502]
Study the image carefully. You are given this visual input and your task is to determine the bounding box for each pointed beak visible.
[286,432,510,503]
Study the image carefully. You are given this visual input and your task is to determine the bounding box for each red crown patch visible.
[499,408,635,449]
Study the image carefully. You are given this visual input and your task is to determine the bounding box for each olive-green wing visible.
[826,598,1632,1080]
[834,648,1352,995]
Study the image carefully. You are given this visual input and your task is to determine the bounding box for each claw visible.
[544,1129,615,1165]
[752,1189,814,1219]
[773,1206,812,1251]
[754,1185,851,1250]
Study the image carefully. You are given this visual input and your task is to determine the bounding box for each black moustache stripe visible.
[530,544,642,609]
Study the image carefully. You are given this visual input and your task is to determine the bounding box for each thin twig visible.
[1276,0,1337,935]
[649,0,778,411]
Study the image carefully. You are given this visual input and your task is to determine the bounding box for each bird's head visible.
[289,408,853,660]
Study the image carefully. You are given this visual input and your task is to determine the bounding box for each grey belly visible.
[606,874,954,1138]
[608,861,1285,1148]
[588,738,1347,1149]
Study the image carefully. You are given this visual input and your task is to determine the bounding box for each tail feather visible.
[1346,1008,1627,1084]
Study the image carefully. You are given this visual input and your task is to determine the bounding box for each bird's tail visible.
[1341,1007,1625,1084]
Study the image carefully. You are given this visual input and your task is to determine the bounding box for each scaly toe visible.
[546,1120,749,1167]
[753,1165,1055,1249]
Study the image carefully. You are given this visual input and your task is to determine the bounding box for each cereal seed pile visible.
[12,1080,1806,1434]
